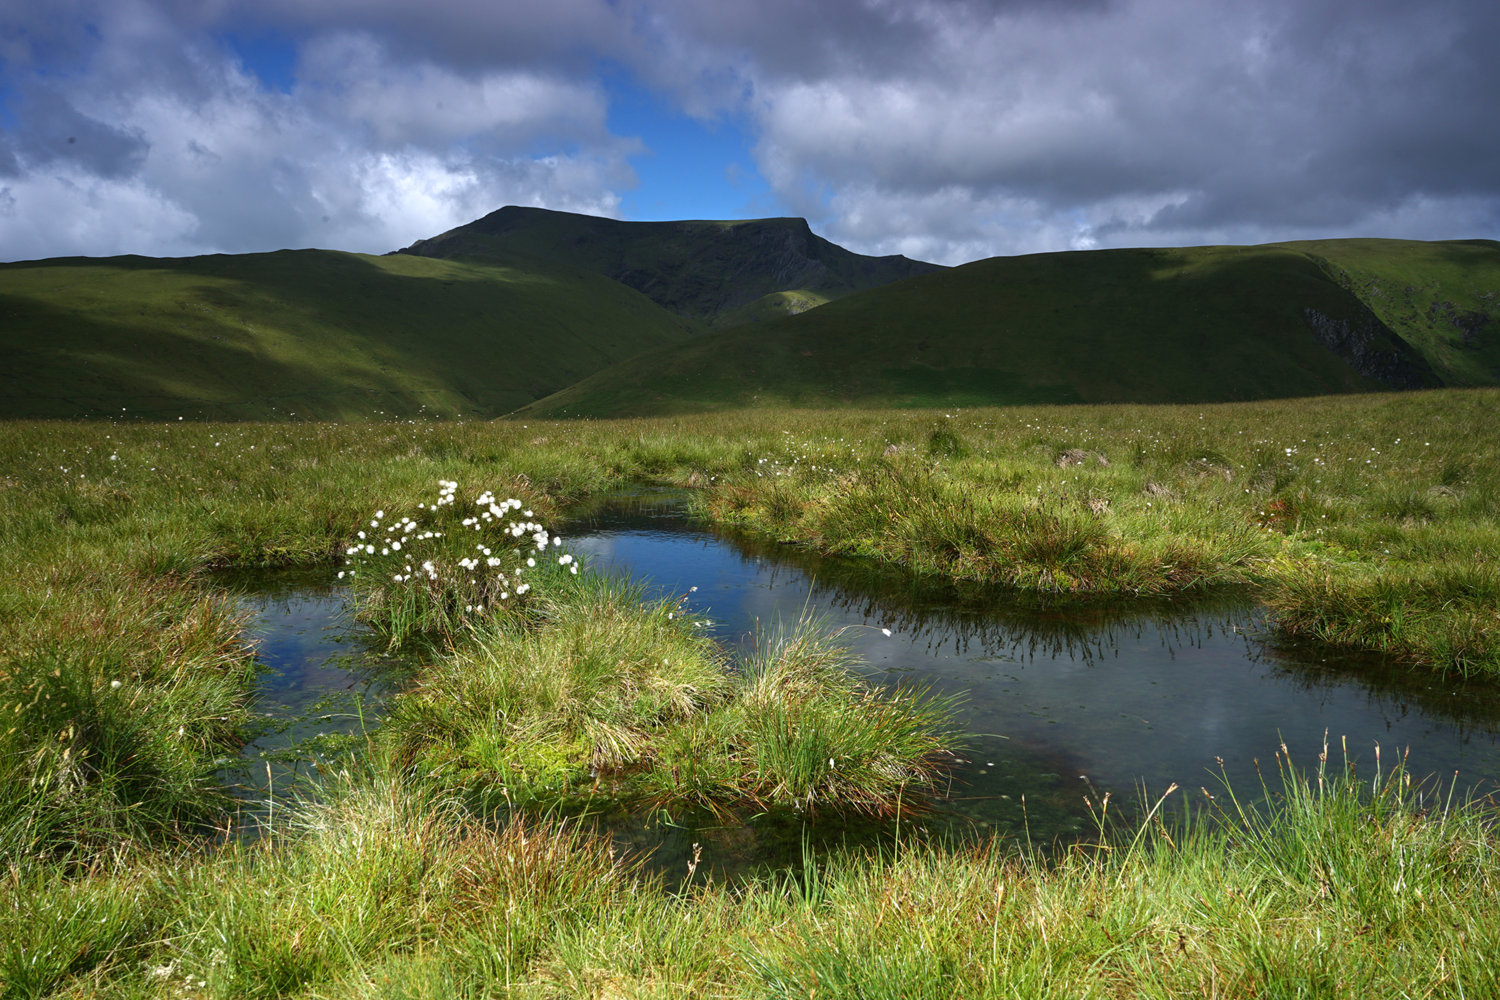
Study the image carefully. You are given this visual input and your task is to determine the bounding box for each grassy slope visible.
[397,204,943,326]
[0,249,697,420]
[519,239,1500,418]
[1297,237,1500,385]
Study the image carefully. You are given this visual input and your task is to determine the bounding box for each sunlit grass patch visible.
[674,618,959,814]
[0,573,254,863]
[0,395,1498,995]
[678,391,1500,674]
[166,776,645,999]
[703,454,1271,596]
[384,572,728,806]
[1264,560,1500,674]
[730,744,1500,999]
[0,861,169,998]
[382,574,958,817]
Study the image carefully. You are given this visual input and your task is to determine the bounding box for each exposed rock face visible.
[1302,307,1437,389]
[1427,299,1495,349]
[396,206,944,327]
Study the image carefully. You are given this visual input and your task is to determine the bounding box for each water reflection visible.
[215,568,415,831]
[565,490,1500,857]
[216,492,1500,876]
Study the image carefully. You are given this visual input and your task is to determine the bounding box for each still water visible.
[225,492,1500,861]
[217,568,416,831]
[566,493,1500,844]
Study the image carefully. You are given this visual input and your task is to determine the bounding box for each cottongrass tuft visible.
[341,479,580,647]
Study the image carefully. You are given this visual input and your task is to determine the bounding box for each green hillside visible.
[0,249,696,420]
[1289,238,1500,386]
[395,205,943,327]
[517,239,1500,418]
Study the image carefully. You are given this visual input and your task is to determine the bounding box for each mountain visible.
[6,215,1494,422]
[394,205,945,328]
[514,238,1500,418]
[0,249,695,420]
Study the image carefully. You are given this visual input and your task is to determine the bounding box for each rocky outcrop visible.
[1302,307,1437,389]
[1427,299,1495,349]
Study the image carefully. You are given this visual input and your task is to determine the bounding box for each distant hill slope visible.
[1285,238,1500,387]
[0,249,695,420]
[516,239,1500,418]
[395,205,944,328]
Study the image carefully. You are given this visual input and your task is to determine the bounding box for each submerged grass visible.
[4,746,1497,998]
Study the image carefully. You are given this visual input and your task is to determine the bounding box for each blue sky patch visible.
[604,71,776,222]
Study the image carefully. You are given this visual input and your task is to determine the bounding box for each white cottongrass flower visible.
[342,478,578,629]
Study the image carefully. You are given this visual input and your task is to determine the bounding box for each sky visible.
[2,0,1497,266]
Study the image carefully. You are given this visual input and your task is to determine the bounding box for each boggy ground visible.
[2,389,1498,996]
[695,389,1500,675]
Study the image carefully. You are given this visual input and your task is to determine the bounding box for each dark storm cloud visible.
[732,0,1500,258]
[237,0,628,73]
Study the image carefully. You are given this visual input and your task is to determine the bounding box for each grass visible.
[1,391,1497,995]
[4,746,1497,998]
[11,229,1492,425]
[684,390,1500,675]
[518,237,1499,417]
[0,572,255,864]
[381,576,957,818]
[0,248,696,420]
[1293,237,1500,387]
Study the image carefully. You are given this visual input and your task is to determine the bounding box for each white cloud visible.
[1,0,1496,263]
[296,32,611,148]
[0,168,202,261]
[0,4,636,260]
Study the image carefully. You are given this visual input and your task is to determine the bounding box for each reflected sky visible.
[216,568,414,830]
[217,495,1500,857]
[565,492,1500,836]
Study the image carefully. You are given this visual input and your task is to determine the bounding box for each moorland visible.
[3,211,1499,997]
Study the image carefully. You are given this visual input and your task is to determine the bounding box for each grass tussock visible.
[339,479,578,648]
[382,573,958,817]
[0,573,253,864]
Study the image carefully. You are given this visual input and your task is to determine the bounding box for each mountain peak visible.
[395,206,943,327]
